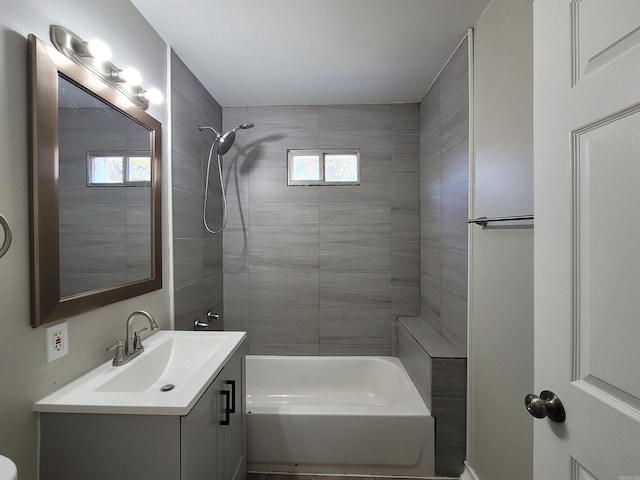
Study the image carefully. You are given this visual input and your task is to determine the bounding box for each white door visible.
[534,1,640,479]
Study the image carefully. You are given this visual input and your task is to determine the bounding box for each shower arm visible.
[198,125,221,140]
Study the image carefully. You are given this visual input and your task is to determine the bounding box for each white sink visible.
[34,330,246,415]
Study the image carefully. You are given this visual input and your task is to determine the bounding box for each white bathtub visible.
[246,355,435,477]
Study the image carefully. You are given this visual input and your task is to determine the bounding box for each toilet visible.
[0,456,17,480]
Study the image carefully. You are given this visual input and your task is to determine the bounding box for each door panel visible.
[534,1,640,479]
[572,0,640,84]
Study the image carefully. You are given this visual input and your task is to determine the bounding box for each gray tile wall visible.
[171,51,224,330]
[398,319,466,477]
[222,104,420,355]
[419,37,469,353]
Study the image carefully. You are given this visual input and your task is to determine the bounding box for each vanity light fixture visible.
[49,25,162,110]
[110,67,143,86]
[75,38,112,62]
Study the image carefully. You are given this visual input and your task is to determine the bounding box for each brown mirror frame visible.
[28,34,162,327]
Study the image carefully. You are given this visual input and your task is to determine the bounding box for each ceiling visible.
[131,0,490,107]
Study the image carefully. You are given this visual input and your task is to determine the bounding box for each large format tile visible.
[391,205,420,239]
[249,234,319,273]
[249,203,319,237]
[441,235,467,299]
[391,272,420,309]
[435,446,466,477]
[441,182,469,236]
[223,273,249,310]
[250,308,319,344]
[398,323,432,410]
[319,309,391,346]
[391,237,420,274]
[432,397,466,448]
[420,191,441,237]
[421,273,441,329]
[174,281,203,331]
[223,233,249,273]
[440,38,469,129]
[221,308,250,336]
[320,203,391,237]
[392,171,420,206]
[319,237,391,272]
[392,103,419,130]
[421,235,441,280]
[439,114,469,191]
[222,107,249,133]
[172,188,203,239]
[432,358,467,398]
[173,238,203,289]
[249,272,319,309]
[392,152,420,174]
[392,130,419,155]
[203,274,224,317]
[319,273,391,309]
[319,104,391,132]
[203,235,223,277]
[248,105,319,134]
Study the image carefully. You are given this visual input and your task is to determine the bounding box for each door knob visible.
[524,390,566,423]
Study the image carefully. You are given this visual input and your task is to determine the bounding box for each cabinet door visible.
[181,374,225,479]
[221,351,245,480]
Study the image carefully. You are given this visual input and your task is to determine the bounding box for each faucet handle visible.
[106,340,123,352]
[133,328,148,350]
[106,340,126,366]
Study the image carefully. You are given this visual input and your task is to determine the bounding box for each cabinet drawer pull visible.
[220,390,231,426]
[226,380,236,414]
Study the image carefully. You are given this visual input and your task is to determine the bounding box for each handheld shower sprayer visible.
[198,123,255,234]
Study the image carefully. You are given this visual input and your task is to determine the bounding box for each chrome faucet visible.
[106,310,159,366]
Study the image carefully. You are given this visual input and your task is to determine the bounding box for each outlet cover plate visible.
[46,322,69,362]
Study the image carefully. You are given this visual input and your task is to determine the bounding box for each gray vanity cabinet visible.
[181,347,246,480]
[39,345,247,480]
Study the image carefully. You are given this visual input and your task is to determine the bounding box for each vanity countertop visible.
[34,330,246,416]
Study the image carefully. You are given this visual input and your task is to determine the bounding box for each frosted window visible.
[127,156,151,182]
[325,154,359,182]
[291,155,320,181]
[90,156,124,184]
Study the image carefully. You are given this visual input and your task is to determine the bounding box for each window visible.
[87,152,151,186]
[288,149,360,186]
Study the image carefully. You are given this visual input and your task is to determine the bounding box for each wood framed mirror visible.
[28,34,162,327]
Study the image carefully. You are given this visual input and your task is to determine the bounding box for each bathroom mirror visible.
[28,34,162,327]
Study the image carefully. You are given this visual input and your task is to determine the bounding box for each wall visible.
[420,37,470,354]
[222,104,420,355]
[171,51,225,331]
[466,0,534,479]
[0,2,169,478]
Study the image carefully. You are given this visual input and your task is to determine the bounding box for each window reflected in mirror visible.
[57,76,153,298]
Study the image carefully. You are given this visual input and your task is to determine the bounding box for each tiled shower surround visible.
[171,51,225,330]
[419,38,469,354]
[222,104,421,355]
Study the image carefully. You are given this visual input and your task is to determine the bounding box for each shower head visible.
[217,123,255,155]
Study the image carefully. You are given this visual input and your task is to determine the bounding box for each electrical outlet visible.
[46,322,69,362]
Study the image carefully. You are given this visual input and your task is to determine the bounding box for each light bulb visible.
[85,39,111,62]
[144,88,164,105]
[121,67,142,86]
